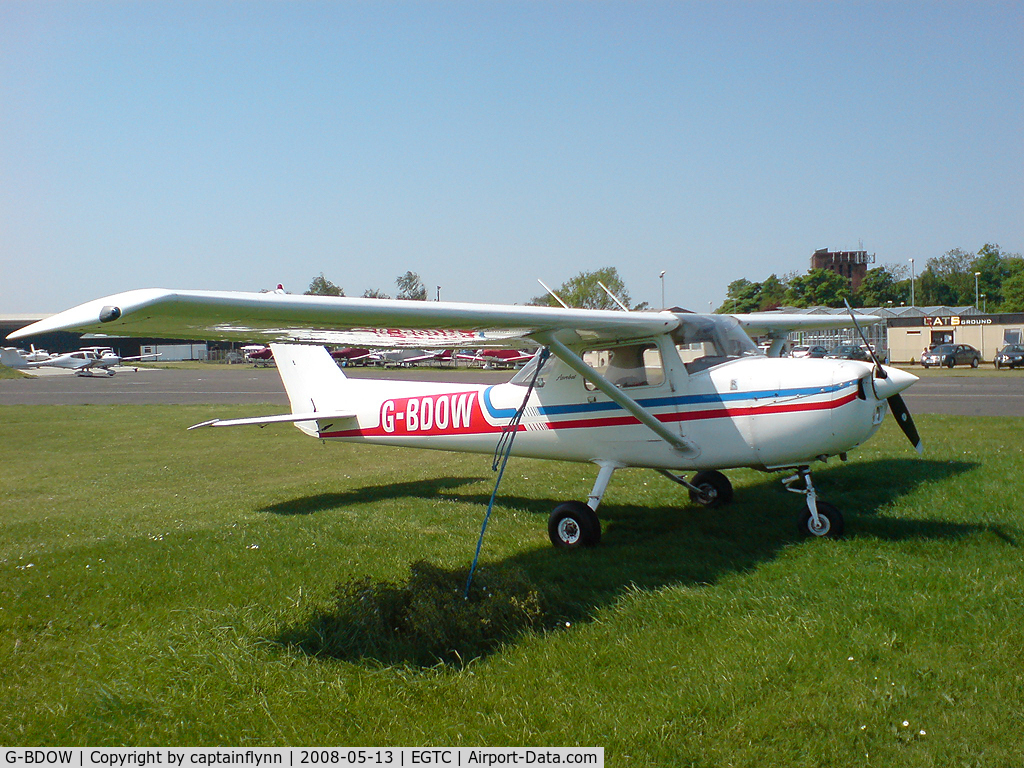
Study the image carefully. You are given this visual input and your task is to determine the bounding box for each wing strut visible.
[535,333,700,458]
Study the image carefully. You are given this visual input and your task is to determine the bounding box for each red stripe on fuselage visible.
[542,391,860,432]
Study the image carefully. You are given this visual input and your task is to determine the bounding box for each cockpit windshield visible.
[673,315,762,373]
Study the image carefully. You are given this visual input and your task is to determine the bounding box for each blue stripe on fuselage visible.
[482,380,858,420]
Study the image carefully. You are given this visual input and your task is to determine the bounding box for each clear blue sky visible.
[2,1,1021,314]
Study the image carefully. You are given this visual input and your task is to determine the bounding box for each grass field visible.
[0,364,31,380]
[1,404,1022,764]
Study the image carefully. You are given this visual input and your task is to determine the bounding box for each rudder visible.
[270,344,349,415]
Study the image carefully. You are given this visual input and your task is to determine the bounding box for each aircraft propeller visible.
[845,301,922,454]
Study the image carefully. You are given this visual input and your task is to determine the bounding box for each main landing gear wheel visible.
[797,500,844,539]
[548,501,602,549]
[688,470,734,507]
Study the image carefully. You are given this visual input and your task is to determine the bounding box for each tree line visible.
[716,244,1024,314]
[303,267,645,310]
[304,270,428,301]
[303,246,1024,316]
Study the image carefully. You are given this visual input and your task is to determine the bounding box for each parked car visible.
[920,343,981,368]
[790,345,829,359]
[824,344,872,362]
[994,344,1024,369]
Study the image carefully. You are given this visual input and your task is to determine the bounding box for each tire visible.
[971,357,979,368]
[797,500,844,539]
[548,501,601,548]
[946,359,955,369]
[688,470,734,507]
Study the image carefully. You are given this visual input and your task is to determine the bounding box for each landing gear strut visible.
[784,467,844,538]
[656,469,734,507]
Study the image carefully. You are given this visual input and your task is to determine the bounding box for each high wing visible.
[7,288,879,348]
[8,288,680,347]
[730,312,877,336]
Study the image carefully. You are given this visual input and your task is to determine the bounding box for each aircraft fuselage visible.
[308,356,887,473]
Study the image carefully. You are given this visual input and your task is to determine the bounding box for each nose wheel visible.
[784,467,844,538]
[797,500,843,537]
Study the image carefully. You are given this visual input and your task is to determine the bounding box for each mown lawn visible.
[1,405,1021,765]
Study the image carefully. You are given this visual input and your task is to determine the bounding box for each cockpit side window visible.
[581,343,665,391]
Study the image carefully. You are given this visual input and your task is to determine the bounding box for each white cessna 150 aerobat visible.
[9,289,920,547]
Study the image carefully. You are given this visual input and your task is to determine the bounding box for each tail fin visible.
[0,348,29,369]
[270,344,350,416]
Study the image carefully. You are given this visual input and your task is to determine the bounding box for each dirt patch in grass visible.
[281,561,553,667]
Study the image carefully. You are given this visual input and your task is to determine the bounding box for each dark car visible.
[921,343,981,368]
[994,344,1024,370]
[824,344,872,362]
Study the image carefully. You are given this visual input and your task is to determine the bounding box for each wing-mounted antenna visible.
[537,279,570,309]
[598,281,630,312]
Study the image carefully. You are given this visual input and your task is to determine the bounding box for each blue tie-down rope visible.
[464,348,550,598]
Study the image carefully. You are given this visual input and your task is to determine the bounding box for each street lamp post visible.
[974,272,981,310]
[659,271,666,309]
[437,286,441,302]
[909,258,915,307]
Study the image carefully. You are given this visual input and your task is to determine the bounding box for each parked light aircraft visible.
[242,345,275,366]
[370,348,451,367]
[1,347,33,368]
[457,348,535,368]
[0,345,53,368]
[9,345,161,376]
[330,347,373,364]
[9,289,921,545]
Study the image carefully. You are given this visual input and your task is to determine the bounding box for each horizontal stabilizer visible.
[188,410,356,430]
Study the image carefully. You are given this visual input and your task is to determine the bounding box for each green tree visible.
[970,243,1023,310]
[716,278,764,313]
[855,266,907,307]
[918,248,974,306]
[362,288,391,299]
[1001,269,1024,312]
[715,273,790,313]
[528,267,641,310]
[395,271,427,301]
[305,273,345,296]
[758,274,787,310]
[784,269,851,307]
